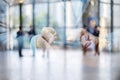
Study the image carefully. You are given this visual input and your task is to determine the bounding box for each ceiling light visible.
[19,0,24,4]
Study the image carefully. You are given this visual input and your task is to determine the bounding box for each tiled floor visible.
[0,49,119,80]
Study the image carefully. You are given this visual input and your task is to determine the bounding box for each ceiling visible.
[4,0,81,6]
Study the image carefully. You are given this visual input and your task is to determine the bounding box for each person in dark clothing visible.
[80,19,100,56]
[87,19,100,37]
[87,19,100,55]
[28,25,36,42]
[16,27,23,57]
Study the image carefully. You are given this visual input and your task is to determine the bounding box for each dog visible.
[30,27,58,57]
[80,28,99,55]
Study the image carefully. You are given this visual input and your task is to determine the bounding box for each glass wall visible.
[22,4,33,30]
[9,6,20,49]
[49,2,65,45]
[113,1,120,51]
[10,6,20,28]
[66,1,82,47]
[35,3,47,34]
[10,5,33,49]
[9,1,83,49]
[50,2,64,27]
[0,0,7,50]
[22,4,33,48]
[99,0,120,51]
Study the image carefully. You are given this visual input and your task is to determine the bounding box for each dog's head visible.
[41,27,59,43]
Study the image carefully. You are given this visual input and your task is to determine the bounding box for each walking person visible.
[16,26,24,57]
[28,25,36,42]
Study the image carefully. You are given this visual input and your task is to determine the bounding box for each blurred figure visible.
[80,19,100,55]
[88,19,100,55]
[16,26,23,57]
[30,27,58,57]
[80,24,91,55]
[28,25,36,42]
[87,19,100,37]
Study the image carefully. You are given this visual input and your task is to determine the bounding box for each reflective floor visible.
[0,49,119,80]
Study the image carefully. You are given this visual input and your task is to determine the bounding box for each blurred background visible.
[0,0,120,52]
[0,0,120,80]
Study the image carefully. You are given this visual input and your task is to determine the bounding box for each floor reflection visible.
[0,49,119,80]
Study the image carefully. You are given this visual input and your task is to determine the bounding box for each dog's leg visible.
[32,46,36,56]
[30,43,36,56]
[30,36,36,56]
[83,46,87,55]
[82,44,87,56]
[47,49,49,58]
[42,48,45,57]
[95,43,100,56]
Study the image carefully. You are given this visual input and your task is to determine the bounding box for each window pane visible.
[35,3,47,34]
[100,3,111,28]
[10,6,20,49]
[113,5,120,51]
[0,0,7,50]
[49,2,65,44]
[50,2,64,27]
[22,4,33,30]
[66,1,82,27]
[10,6,20,28]
[22,5,33,48]
[114,0,120,3]
[114,5,120,27]
[100,0,110,3]
[66,1,82,46]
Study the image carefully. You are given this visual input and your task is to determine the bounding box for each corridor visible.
[0,49,119,80]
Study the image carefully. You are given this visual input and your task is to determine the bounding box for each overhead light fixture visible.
[19,0,24,4]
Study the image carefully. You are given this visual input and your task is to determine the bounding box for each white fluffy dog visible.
[30,27,58,57]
